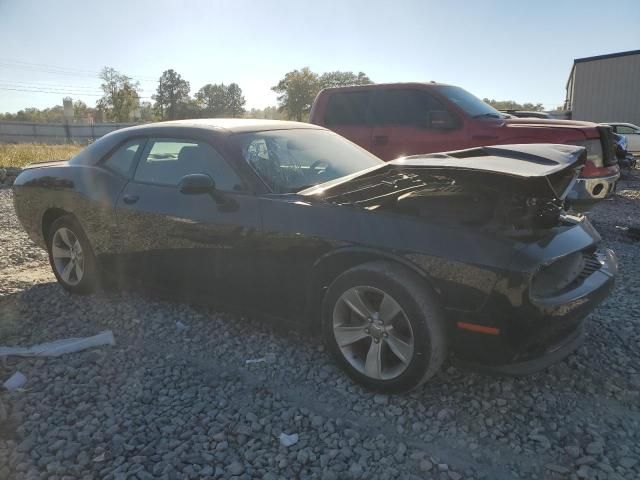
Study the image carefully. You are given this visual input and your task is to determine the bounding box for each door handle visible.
[123,194,139,204]
[373,135,388,146]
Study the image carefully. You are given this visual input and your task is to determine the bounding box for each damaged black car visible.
[12,119,617,392]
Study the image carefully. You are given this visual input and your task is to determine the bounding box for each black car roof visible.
[69,119,327,167]
[118,118,325,135]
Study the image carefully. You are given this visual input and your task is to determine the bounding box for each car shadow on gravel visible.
[2,268,638,479]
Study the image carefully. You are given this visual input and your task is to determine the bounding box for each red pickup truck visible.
[309,83,619,204]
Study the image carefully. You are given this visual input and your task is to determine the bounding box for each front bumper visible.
[456,325,585,376]
[452,248,617,374]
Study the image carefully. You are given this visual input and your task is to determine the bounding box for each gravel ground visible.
[0,174,639,480]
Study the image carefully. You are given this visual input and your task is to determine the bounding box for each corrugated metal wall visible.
[572,54,640,124]
[0,121,138,144]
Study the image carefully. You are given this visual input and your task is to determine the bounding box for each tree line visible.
[0,66,373,123]
[0,65,548,123]
[483,98,545,112]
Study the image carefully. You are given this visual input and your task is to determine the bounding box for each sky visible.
[0,0,638,113]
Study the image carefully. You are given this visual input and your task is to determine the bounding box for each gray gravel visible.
[1,173,639,480]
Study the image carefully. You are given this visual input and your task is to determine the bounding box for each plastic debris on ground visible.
[615,225,640,241]
[3,371,27,391]
[279,432,299,447]
[175,321,189,332]
[92,452,106,462]
[245,353,276,365]
[0,331,115,357]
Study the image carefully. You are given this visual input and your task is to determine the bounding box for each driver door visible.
[115,136,261,304]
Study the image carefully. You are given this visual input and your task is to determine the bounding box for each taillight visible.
[567,139,604,168]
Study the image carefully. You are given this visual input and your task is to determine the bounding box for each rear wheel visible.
[47,216,98,294]
[322,261,447,393]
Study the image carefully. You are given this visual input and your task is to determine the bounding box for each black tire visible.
[46,215,98,294]
[322,260,447,393]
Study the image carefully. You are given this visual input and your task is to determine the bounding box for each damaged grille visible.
[577,252,603,281]
[530,250,603,299]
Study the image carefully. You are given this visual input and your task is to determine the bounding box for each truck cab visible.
[309,83,620,204]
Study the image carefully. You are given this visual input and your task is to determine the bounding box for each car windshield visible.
[435,85,506,118]
[235,129,383,193]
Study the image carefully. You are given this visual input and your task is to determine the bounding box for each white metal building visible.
[565,50,640,125]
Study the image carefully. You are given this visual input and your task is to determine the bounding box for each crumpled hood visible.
[301,144,586,204]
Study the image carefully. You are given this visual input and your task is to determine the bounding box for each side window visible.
[324,92,370,126]
[616,126,635,134]
[102,139,142,176]
[133,138,243,191]
[371,89,448,128]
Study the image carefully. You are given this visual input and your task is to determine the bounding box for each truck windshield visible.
[435,85,506,118]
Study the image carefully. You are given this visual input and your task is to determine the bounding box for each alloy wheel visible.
[51,227,85,286]
[332,286,414,380]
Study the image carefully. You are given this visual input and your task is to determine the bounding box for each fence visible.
[0,120,139,144]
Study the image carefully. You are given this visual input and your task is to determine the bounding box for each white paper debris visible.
[0,331,115,358]
[245,357,267,365]
[3,371,27,391]
[175,321,188,332]
[279,432,299,447]
[245,353,276,365]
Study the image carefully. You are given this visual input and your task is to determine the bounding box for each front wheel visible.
[322,261,448,393]
[47,215,98,294]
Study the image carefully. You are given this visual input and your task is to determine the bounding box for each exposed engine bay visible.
[303,144,586,235]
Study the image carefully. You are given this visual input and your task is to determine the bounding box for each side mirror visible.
[427,110,457,130]
[179,173,215,194]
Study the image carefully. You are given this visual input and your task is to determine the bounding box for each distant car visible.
[310,83,620,205]
[498,110,551,119]
[612,132,637,170]
[602,123,640,155]
[13,119,617,392]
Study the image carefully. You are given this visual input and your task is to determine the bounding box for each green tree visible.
[483,98,545,112]
[97,67,141,122]
[272,68,373,121]
[179,98,202,119]
[319,71,372,89]
[72,100,98,122]
[271,67,319,121]
[195,83,228,117]
[195,82,246,117]
[154,69,191,120]
[73,100,88,118]
[245,106,286,120]
[137,101,156,122]
[225,83,246,117]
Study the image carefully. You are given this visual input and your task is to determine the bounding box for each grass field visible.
[0,143,84,168]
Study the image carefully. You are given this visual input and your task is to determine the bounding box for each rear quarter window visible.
[101,139,143,176]
[324,91,370,126]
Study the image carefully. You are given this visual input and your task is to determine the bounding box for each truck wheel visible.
[322,261,448,393]
[46,215,98,294]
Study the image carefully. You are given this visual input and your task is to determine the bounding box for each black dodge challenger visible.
[13,119,617,392]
